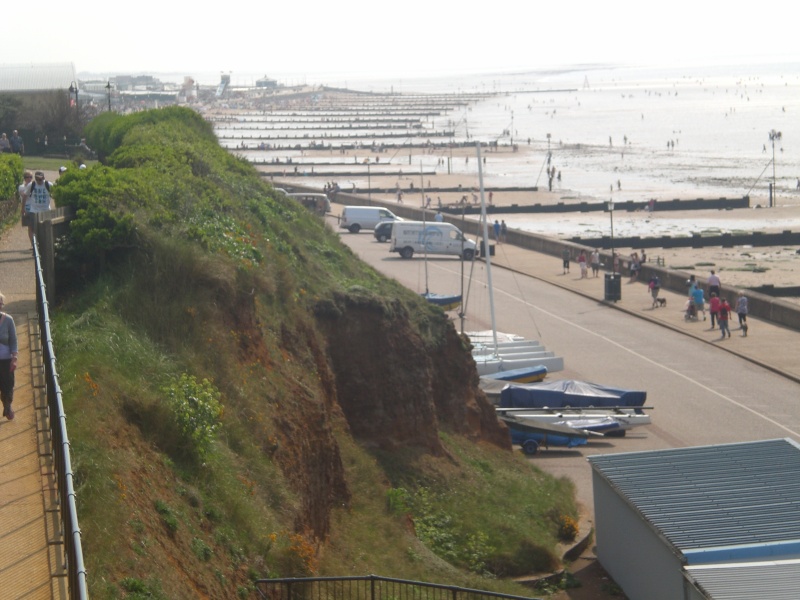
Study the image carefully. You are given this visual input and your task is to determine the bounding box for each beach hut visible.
[588,439,800,600]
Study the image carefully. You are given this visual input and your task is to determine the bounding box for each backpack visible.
[30,181,51,193]
[649,276,661,290]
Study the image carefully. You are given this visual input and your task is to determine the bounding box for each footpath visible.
[487,242,800,384]
[0,222,65,599]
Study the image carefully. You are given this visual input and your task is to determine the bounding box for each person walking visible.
[22,170,56,244]
[708,292,720,329]
[648,274,661,308]
[0,292,18,420]
[562,247,570,274]
[628,252,641,282]
[718,298,731,339]
[687,274,696,297]
[500,220,507,243]
[493,220,501,241]
[578,249,588,279]
[707,270,721,297]
[691,284,707,321]
[590,249,600,277]
[735,292,749,336]
[9,130,24,155]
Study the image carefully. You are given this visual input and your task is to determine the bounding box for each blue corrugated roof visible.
[589,439,800,560]
[0,63,77,92]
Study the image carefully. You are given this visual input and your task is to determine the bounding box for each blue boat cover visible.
[498,379,646,411]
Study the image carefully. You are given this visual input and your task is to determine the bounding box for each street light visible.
[607,200,615,274]
[105,80,112,111]
[768,129,782,208]
[68,81,79,112]
[363,158,371,204]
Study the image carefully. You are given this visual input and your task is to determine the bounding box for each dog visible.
[656,297,667,307]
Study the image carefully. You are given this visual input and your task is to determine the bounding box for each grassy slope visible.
[46,109,578,599]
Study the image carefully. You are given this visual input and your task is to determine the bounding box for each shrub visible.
[161,373,223,460]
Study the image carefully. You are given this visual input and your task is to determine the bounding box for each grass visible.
[23,156,98,172]
[323,430,576,587]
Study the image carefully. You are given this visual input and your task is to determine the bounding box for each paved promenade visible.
[323,196,800,384]
[488,242,800,384]
[0,223,65,599]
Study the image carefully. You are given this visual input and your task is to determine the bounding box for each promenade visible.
[0,223,65,599]
[323,197,800,384]
[488,242,800,384]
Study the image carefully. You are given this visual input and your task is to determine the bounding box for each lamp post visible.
[768,129,782,208]
[363,158,371,204]
[607,200,615,274]
[105,80,112,111]
[68,81,79,112]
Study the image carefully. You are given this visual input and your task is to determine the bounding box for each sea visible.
[212,62,800,237]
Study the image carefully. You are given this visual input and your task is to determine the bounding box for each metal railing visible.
[33,236,89,599]
[255,575,540,600]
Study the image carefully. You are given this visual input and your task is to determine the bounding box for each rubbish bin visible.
[479,241,496,257]
[604,273,621,302]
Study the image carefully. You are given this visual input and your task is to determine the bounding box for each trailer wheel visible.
[400,247,414,259]
[522,440,540,455]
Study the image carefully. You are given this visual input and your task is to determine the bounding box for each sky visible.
[12,0,800,85]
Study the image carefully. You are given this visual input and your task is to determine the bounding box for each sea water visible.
[218,63,800,235]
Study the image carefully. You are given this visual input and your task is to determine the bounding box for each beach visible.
[207,62,800,296]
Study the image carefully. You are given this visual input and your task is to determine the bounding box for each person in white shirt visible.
[707,270,721,297]
[22,171,55,244]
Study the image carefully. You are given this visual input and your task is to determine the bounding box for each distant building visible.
[256,75,278,89]
[0,62,77,93]
[112,75,164,92]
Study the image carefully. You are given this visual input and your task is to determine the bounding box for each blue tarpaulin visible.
[499,379,646,412]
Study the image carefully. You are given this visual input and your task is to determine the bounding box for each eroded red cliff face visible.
[315,291,510,455]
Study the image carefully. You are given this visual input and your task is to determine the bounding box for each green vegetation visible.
[51,107,579,598]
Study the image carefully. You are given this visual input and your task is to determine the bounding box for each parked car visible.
[373,220,395,243]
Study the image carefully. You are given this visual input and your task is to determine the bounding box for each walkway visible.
[0,223,66,599]
[488,243,800,384]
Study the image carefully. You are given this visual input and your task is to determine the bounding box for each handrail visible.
[255,575,540,600]
[33,235,89,599]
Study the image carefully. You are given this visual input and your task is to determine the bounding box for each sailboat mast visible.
[421,161,429,295]
[475,143,498,350]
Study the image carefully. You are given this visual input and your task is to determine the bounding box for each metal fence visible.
[255,576,540,600]
[34,237,88,599]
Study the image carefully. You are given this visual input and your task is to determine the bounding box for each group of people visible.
[492,220,508,243]
[686,271,749,339]
[0,130,24,154]
[564,248,602,278]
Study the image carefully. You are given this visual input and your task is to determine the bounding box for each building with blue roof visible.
[588,439,800,600]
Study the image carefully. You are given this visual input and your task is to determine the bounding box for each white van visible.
[390,221,476,260]
[340,206,400,233]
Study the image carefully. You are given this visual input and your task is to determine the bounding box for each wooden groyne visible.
[572,228,800,251]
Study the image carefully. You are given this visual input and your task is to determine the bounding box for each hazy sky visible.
[14,0,799,84]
